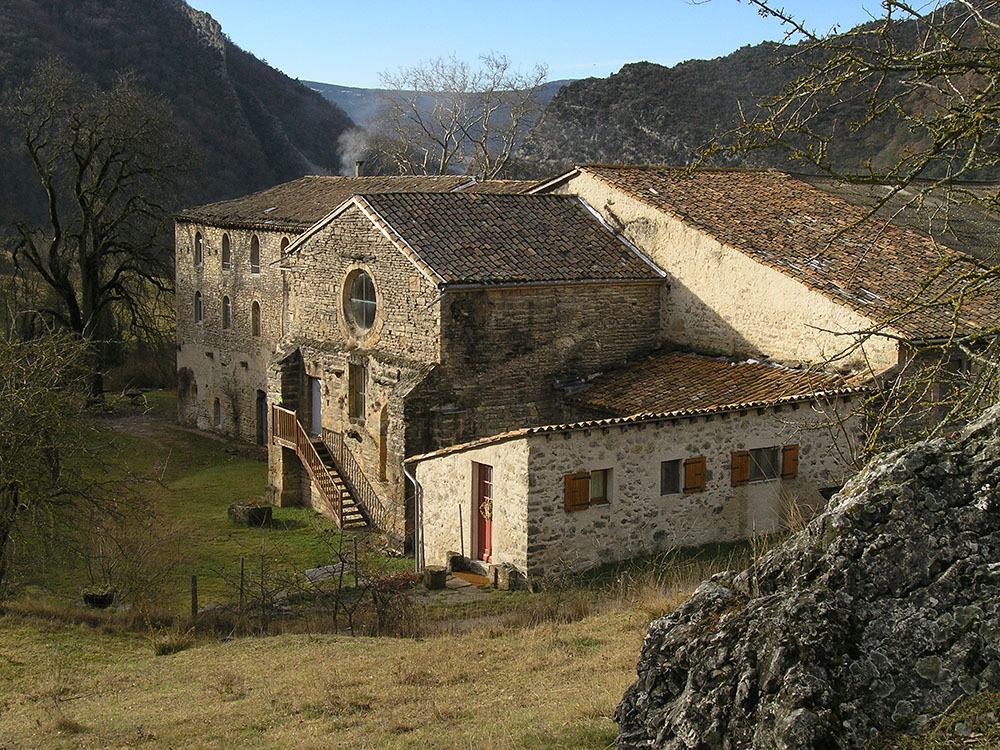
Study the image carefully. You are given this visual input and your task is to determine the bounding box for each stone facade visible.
[266,203,667,543]
[413,397,856,578]
[175,221,292,441]
[545,173,902,373]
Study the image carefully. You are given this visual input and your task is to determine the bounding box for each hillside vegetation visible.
[520,7,997,178]
[0,0,354,227]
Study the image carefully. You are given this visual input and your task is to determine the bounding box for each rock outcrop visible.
[616,407,1000,749]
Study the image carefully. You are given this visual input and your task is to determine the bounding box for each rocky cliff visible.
[616,406,1000,748]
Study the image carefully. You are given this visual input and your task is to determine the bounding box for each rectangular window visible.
[564,469,611,512]
[661,459,681,495]
[733,445,798,485]
[748,446,780,482]
[349,362,367,422]
[590,469,609,505]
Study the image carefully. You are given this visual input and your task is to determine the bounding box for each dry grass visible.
[0,603,658,749]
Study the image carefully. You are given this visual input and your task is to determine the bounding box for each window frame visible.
[251,300,261,337]
[221,233,231,270]
[348,270,377,332]
[348,361,368,422]
[732,444,799,486]
[660,459,681,495]
[564,468,611,512]
[250,235,261,274]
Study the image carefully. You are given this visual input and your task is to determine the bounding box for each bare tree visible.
[5,59,188,398]
[720,0,1000,447]
[372,53,548,179]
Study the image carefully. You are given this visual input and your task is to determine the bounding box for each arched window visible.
[194,232,204,266]
[222,296,232,329]
[221,234,231,270]
[251,300,261,337]
[279,237,289,254]
[213,398,222,428]
[194,291,203,323]
[250,236,260,274]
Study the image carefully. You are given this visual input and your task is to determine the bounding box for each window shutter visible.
[731,451,750,486]
[781,444,800,479]
[564,473,590,512]
[683,456,707,494]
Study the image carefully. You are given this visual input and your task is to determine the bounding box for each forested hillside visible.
[0,0,354,226]
[519,8,986,176]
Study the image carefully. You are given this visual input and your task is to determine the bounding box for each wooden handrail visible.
[271,405,343,525]
[323,428,388,530]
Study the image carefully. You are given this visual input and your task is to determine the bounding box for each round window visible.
[347,270,376,331]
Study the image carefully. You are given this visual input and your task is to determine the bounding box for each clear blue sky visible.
[190,0,883,88]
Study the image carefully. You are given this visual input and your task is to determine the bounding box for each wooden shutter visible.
[564,473,590,512]
[781,444,800,479]
[683,456,707,494]
[731,451,750,486]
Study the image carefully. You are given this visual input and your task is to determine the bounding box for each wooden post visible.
[239,556,246,612]
[190,575,198,617]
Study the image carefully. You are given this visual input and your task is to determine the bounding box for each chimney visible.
[355,160,365,178]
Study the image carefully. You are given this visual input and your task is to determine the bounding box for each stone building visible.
[175,174,490,441]
[533,166,996,374]
[175,166,996,573]
[408,352,863,579]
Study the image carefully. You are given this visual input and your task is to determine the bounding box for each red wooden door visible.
[476,463,493,563]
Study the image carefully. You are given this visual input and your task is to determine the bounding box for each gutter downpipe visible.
[402,460,424,573]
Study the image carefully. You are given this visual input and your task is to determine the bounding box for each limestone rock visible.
[616,406,1000,749]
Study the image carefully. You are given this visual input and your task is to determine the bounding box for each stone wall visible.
[523,400,856,578]
[415,439,530,571]
[403,281,665,454]
[272,206,444,540]
[414,398,858,579]
[175,221,291,441]
[549,174,901,373]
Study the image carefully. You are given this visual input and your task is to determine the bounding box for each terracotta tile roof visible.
[569,350,855,417]
[576,165,998,341]
[176,175,472,231]
[457,179,544,194]
[406,352,864,465]
[358,193,663,285]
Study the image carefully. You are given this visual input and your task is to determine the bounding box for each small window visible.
[347,270,376,331]
[589,469,609,505]
[732,445,797,486]
[279,237,290,254]
[661,459,681,495]
[194,291,203,323]
[749,447,780,482]
[213,398,222,428]
[250,235,260,274]
[221,234,231,270]
[349,361,367,421]
[251,301,261,336]
[194,232,204,266]
[222,296,232,330]
[564,469,611,512]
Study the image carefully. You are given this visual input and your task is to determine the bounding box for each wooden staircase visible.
[271,405,375,530]
[312,439,371,529]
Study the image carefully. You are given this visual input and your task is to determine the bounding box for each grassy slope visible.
[0,606,647,749]
[16,391,407,611]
